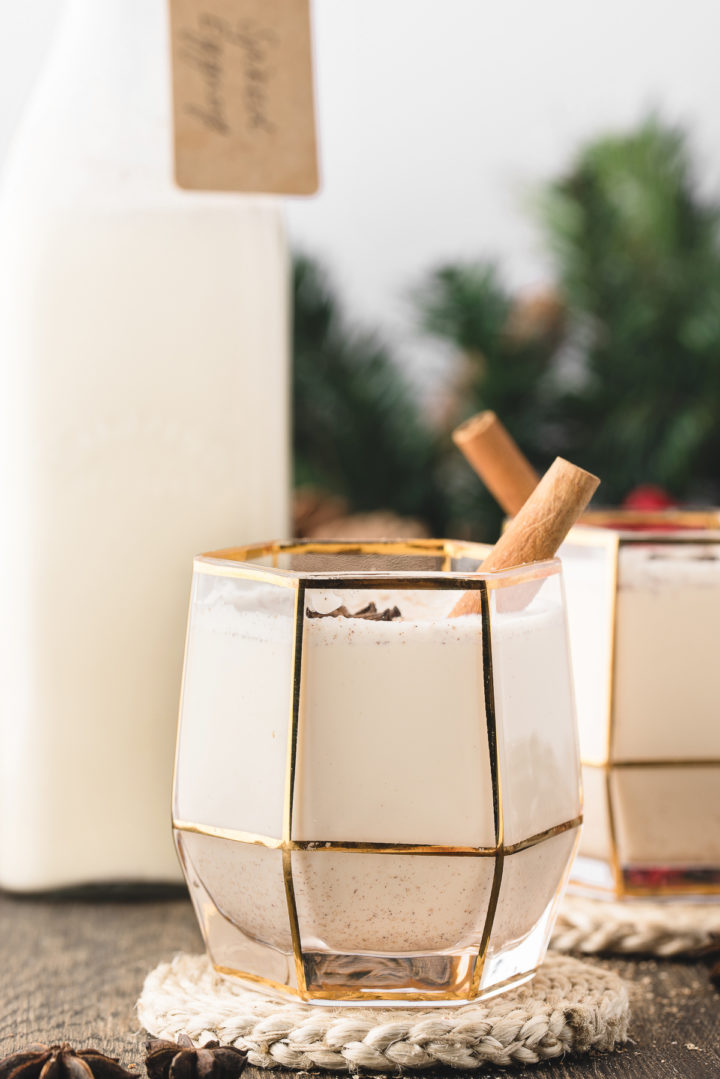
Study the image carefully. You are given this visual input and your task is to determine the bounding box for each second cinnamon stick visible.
[453,411,539,516]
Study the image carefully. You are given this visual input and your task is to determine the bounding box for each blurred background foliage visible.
[293,117,720,541]
[292,254,453,535]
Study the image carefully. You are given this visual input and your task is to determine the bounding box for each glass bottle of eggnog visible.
[0,0,290,890]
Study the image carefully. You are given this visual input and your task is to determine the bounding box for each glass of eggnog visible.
[561,510,720,899]
[172,539,581,1005]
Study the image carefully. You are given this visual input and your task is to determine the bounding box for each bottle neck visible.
[6,0,174,207]
[63,0,163,35]
[6,0,276,211]
[59,0,168,93]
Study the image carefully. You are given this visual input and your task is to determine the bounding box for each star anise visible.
[0,1045,138,1079]
[145,1037,247,1079]
[306,601,401,621]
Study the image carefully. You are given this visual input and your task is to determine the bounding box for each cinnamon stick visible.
[453,411,539,516]
[450,457,599,616]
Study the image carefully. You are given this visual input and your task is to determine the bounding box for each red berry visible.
[622,485,676,510]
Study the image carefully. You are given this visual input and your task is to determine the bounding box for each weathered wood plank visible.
[0,894,717,1077]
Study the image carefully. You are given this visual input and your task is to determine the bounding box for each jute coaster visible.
[552,895,720,957]
[138,953,628,1072]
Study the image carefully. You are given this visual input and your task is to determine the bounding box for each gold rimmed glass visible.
[173,539,581,1004]
[562,510,720,898]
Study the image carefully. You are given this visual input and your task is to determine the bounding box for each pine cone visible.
[504,288,565,346]
[293,487,348,537]
[0,1045,137,1079]
[145,1036,247,1079]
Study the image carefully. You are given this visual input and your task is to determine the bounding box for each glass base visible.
[177,823,580,1004]
[216,959,537,1007]
[570,855,720,900]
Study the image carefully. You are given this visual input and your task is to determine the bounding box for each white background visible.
[2,0,720,376]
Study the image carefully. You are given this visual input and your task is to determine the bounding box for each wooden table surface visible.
[0,891,718,1078]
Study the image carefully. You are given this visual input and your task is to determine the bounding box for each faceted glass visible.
[562,510,720,898]
[173,540,580,1003]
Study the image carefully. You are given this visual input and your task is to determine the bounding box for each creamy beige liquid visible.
[565,539,720,874]
[175,576,580,956]
[613,545,720,759]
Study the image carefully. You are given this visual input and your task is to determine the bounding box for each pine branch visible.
[292,254,451,532]
[540,116,720,501]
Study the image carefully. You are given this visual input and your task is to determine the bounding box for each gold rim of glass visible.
[567,512,720,898]
[195,537,561,591]
[577,507,720,539]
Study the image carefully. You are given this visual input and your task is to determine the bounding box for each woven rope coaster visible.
[552,894,720,957]
[138,953,628,1072]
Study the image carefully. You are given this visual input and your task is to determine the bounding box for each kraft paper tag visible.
[168,0,319,194]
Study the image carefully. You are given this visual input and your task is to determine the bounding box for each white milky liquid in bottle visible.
[0,0,289,889]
